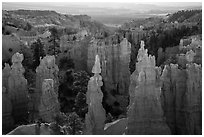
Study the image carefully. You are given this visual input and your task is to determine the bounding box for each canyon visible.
[2,8,202,135]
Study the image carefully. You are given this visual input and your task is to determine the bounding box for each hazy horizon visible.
[3,2,201,13]
[2,2,202,26]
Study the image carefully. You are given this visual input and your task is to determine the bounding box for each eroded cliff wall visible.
[161,50,202,134]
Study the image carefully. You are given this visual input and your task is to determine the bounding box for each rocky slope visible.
[3,9,109,35]
[167,9,202,24]
[2,34,25,61]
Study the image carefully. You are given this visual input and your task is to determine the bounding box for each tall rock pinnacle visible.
[92,54,101,74]
[85,55,106,135]
[126,41,171,135]
[8,52,28,124]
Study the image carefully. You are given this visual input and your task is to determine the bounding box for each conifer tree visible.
[48,27,61,56]
[31,38,45,70]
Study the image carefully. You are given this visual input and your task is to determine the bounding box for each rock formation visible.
[87,38,131,110]
[36,55,59,94]
[2,87,14,134]
[2,63,11,91]
[8,52,28,123]
[194,46,202,64]
[161,49,202,134]
[85,55,106,135]
[104,118,127,135]
[38,79,60,123]
[2,35,24,62]
[177,50,197,69]
[126,41,171,135]
[157,47,165,66]
[124,30,147,73]
[59,34,91,72]
[32,55,59,119]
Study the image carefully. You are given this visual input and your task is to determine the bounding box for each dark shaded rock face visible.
[2,87,14,134]
[126,41,171,135]
[2,63,11,90]
[161,63,202,135]
[160,46,202,135]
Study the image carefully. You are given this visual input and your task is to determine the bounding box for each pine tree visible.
[48,27,61,56]
[72,71,90,94]
[24,22,32,31]
[31,38,45,70]
[66,112,83,135]
[58,57,75,70]
[20,45,35,85]
[74,92,88,118]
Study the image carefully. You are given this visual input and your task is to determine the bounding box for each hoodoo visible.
[126,41,171,135]
[8,53,28,123]
[85,55,106,135]
[31,55,59,119]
